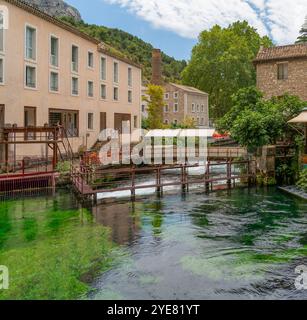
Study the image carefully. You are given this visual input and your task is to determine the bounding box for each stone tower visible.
[151,49,163,85]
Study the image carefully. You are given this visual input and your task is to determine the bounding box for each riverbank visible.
[279,186,307,201]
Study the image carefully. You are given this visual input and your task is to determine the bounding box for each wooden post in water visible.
[181,165,186,192]
[205,161,210,192]
[227,159,232,189]
[131,166,136,200]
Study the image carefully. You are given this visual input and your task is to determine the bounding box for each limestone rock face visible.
[23,0,82,21]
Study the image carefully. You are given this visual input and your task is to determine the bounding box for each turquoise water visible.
[1,187,307,299]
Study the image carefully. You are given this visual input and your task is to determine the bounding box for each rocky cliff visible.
[23,0,82,21]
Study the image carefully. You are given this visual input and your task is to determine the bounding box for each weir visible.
[71,159,256,201]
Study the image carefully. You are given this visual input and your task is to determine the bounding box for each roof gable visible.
[169,83,208,96]
[254,44,307,63]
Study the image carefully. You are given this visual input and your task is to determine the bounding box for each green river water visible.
[0,187,307,300]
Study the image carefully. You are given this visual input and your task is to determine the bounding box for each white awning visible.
[145,129,215,138]
[288,110,307,123]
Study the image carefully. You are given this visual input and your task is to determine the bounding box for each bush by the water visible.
[297,169,307,192]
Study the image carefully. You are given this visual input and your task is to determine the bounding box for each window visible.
[134,116,138,129]
[113,87,119,101]
[164,119,169,125]
[128,67,132,87]
[71,45,78,72]
[277,63,288,80]
[49,109,79,137]
[50,36,59,67]
[142,104,145,113]
[173,92,178,99]
[113,61,119,83]
[87,113,94,130]
[165,93,169,100]
[71,77,79,95]
[201,118,204,125]
[88,51,94,68]
[50,71,59,92]
[88,81,94,97]
[0,58,3,84]
[25,65,36,88]
[0,11,4,53]
[196,104,200,112]
[100,56,106,81]
[25,25,36,60]
[100,84,106,99]
[192,103,195,112]
[201,104,204,112]
[197,117,200,125]
[24,107,36,140]
[174,103,178,113]
[164,104,169,113]
[128,90,132,103]
[174,119,178,125]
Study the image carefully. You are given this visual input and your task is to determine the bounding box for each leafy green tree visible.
[182,21,273,119]
[217,87,306,152]
[143,85,164,129]
[296,16,307,44]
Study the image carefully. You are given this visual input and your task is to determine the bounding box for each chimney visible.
[151,49,163,85]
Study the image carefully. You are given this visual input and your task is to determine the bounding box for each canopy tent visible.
[288,107,307,154]
[288,108,307,123]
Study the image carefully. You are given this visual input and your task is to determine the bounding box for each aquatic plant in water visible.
[0,197,116,300]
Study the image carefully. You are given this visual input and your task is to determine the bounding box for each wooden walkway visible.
[71,160,255,198]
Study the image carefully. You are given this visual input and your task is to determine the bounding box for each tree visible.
[182,21,273,120]
[296,16,307,44]
[217,87,306,152]
[143,85,165,129]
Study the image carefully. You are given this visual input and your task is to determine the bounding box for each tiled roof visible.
[170,83,208,95]
[254,44,307,63]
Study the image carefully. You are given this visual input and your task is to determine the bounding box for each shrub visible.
[297,169,307,192]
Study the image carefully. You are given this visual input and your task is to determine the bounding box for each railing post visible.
[22,159,25,176]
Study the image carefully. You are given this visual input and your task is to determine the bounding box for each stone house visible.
[163,83,209,128]
[142,49,209,128]
[254,44,307,100]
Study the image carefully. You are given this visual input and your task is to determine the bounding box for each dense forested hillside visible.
[60,17,187,83]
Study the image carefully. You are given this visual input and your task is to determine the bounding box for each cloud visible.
[104,0,307,44]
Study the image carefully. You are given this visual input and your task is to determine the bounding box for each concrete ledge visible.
[278,186,307,201]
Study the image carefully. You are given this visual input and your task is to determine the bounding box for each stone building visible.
[163,83,209,127]
[254,44,307,100]
[142,49,209,128]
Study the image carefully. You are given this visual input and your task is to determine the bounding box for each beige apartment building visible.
[163,83,209,128]
[254,44,307,100]
[0,0,141,158]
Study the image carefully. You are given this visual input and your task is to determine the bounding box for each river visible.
[1,187,307,300]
